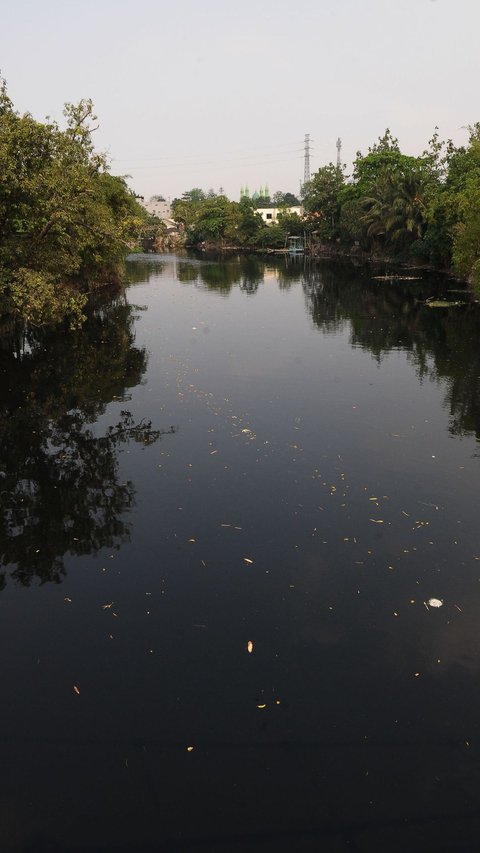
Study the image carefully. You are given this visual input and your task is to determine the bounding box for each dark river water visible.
[1,253,480,852]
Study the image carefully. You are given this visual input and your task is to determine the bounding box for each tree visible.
[424,125,480,270]
[193,195,231,242]
[226,197,263,244]
[360,164,429,251]
[0,79,147,327]
[347,130,433,253]
[302,165,345,240]
[181,187,206,202]
[272,191,300,206]
[276,210,304,236]
[452,178,480,289]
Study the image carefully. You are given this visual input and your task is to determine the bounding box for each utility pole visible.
[336,137,342,169]
[303,133,311,185]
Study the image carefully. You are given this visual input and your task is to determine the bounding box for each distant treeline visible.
[302,127,480,289]
[2,71,479,332]
[171,127,480,290]
[0,79,148,327]
[171,188,304,251]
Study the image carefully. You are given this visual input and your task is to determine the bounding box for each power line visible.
[113,154,304,173]
[111,139,307,165]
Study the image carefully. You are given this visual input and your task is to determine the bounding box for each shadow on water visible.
[128,252,480,442]
[2,255,480,852]
[0,297,174,590]
[301,262,480,442]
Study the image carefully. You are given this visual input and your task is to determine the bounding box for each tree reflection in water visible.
[131,251,480,443]
[301,261,480,442]
[0,297,173,590]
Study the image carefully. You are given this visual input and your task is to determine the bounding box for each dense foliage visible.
[0,80,148,327]
[171,190,303,249]
[302,126,480,289]
[170,127,480,289]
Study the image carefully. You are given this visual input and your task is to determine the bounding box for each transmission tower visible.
[336,137,342,169]
[303,133,311,185]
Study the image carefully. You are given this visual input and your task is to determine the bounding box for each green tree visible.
[192,195,231,243]
[272,191,300,206]
[181,187,206,202]
[345,130,432,253]
[0,80,147,328]
[452,177,480,289]
[226,197,263,244]
[276,210,304,236]
[361,165,429,251]
[425,125,480,271]
[302,164,345,240]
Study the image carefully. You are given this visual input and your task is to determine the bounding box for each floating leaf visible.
[426,298,466,308]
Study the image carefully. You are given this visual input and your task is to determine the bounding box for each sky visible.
[1,0,479,201]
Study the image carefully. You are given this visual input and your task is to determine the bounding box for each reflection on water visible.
[1,253,480,852]
[132,252,480,441]
[0,298,172,590]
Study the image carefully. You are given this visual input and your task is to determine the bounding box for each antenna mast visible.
[336,137,342,169]
[303,133,311,185]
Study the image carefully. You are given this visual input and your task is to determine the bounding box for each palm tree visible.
[362,167,428,251]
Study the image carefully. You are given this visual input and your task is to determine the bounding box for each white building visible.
[256,206,303,225]
[141,197,171,219]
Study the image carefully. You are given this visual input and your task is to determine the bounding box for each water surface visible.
[1,254,480,852]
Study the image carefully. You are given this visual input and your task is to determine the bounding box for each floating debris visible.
[425,298,466,308]
[373,275,422,281]
[427,598,443,608]
[247,640,253,654]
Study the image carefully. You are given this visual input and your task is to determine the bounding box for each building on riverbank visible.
[256,205,304,224]
[141,197,171,219]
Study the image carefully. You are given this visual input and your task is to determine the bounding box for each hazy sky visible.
[1,0,478,201]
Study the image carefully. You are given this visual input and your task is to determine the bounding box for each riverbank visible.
[186,239,471,288]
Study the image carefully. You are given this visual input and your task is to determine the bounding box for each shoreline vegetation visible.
[168,126,480,293]
[172,123,480,292]
[0,80,150,329]
[1,79,479,331]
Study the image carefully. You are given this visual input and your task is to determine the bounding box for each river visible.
[1,253,480,851]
